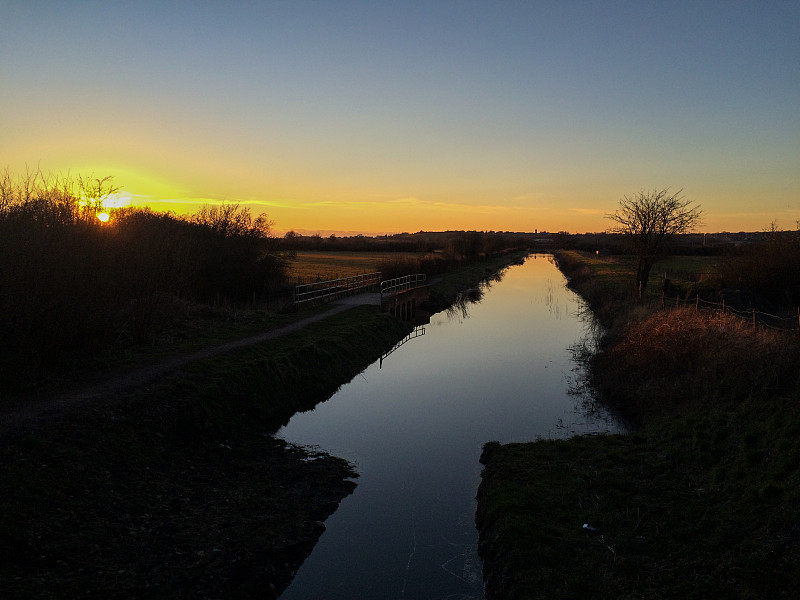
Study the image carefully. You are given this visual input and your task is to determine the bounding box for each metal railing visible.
[379,273,427,303]
[380,325,426,368]
[659,293,800,331]
[294,272,382,304]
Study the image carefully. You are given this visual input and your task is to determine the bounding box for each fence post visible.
[753,308,757,329]
[695,295,699,312]
[722,299,725,314]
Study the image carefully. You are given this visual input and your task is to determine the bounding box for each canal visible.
[277,254,621,599]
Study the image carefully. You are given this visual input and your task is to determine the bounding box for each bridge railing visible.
[379,325,426,368]
[294,272,382,304]
[379,274,427,302]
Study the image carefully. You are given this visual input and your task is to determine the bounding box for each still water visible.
[277,254,621,599]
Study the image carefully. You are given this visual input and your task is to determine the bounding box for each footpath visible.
[1,299,373,433]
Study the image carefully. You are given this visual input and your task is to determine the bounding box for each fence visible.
[659,292,800,332]
[379,273,427,302]
[294,272,381,304]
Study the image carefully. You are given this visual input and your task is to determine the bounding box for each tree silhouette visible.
[607,188,702,300]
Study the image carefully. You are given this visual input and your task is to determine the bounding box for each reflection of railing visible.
[380,274,427,303]
[294,272,381,304]
[380,325,426,368]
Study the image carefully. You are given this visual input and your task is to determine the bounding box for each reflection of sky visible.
[278,255,619,598]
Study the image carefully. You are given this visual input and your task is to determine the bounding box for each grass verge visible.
[476,251,800,599]
[0,306,411,599]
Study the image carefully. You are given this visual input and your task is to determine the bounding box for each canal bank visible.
[475,251,800,599]
[0,253,527,599]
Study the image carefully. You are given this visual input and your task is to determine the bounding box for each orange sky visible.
[2,2,798,234]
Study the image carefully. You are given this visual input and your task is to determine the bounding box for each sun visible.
[97,212,110,222]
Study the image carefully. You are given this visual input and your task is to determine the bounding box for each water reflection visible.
[444,263,510,323]
[277,254,622,599]
[566,318,627,433]
[446,287,484,322]
[379,325,426,368]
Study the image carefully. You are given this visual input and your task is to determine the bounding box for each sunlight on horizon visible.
[2,3,797,237]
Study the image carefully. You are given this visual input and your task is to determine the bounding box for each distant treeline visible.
[277,229,538,256]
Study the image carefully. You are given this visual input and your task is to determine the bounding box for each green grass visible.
[479,387,800,599]
[156,305,412,434]
[477,251,800,599]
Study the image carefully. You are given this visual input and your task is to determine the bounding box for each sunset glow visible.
[2,2,798,234]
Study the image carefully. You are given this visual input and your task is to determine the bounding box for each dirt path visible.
[1,303,356,433]
[0,300,368,600]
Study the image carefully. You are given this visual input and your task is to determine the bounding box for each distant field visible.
[287,251,424,283]
[653,255,721,276]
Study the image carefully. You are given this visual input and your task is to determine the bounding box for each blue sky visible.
[2,1,798,233]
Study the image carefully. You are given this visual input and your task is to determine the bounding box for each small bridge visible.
[294,272,429,322]
[294,272,382,304]
[380,274,429,321]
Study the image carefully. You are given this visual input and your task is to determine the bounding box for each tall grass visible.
[591,307,799,422]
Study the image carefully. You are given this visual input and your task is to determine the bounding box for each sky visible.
[2,1,798,235]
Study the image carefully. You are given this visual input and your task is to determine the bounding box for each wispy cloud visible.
[569,207,607,215]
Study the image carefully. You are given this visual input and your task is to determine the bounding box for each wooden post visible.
[695,295,699,311]
[722,299,725,314]
[753,308,757,329]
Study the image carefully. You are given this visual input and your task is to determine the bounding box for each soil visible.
[0,304,361,599]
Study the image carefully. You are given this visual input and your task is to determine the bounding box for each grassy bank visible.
[476,250,800,599]
[1,306,411,599]
[1,252,524,599]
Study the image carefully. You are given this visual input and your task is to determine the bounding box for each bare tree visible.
[190,201,273,239]
[78,174,119,219]
[607,188,702,300]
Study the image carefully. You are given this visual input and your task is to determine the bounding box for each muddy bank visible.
[1,418,356,599]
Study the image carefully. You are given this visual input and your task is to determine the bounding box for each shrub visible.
[721,224,800,306]
[591,307,799,421]
[0,170,289,389]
